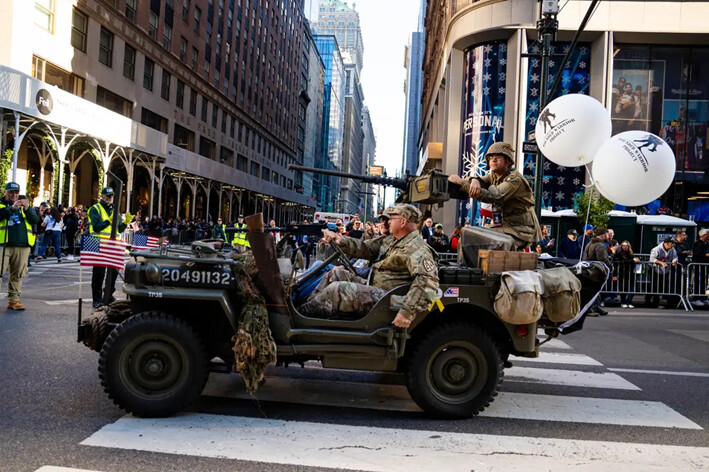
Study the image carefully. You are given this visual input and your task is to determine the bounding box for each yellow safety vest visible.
[89,203,113,239]
[232,223,250,247]
[0,205,36,247]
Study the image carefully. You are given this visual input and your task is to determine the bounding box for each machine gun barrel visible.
[289,164,408,190]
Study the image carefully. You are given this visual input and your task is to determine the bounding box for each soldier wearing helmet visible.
[449,142,541,249]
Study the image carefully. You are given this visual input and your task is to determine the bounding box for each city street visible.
[0,261,708,471]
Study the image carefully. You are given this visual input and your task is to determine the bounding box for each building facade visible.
[0,0,315,223]
[313,33,345,212]
[340,63,364,214]
[300,19,325,204]
[361,105,376,220]
[401,0,426,177]
[313,0,364,74]
[419,0,709,230]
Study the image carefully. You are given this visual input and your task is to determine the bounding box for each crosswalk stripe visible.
[35,468,103,472]
[80,413,709,472]
[608,368,709,378]
[515,351,603,366]
[506,366,641,390]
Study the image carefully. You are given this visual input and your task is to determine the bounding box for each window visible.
[219,146,234,166]
[98,27,114,67]
[176,80,185,109]
[71,8,87,52]
[35,0,55,32]
[199,136,215,159]
[149,11,158,39]
[96,86,132,117]
[189,89,197,115]
[174,124,195,151]
[250,161,260,177]
[211,104,218,127]
[201,97,208,122]
[193,7,201,33]
[32,55,84,97]
[163,23,172,50]
[182,0,190,22]
[143,57,154,91]
[141,107,167,133]
[123,44,136,80]
[191,47,198,70]
[230,116,236,138]
[180,37,187,62]
[161,69,171,100]
[125,0,137,22]
[221,111,227,133]
[237,154,248,172]
[261,167,270,181]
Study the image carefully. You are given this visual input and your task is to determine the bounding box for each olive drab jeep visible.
[78,216,607,419]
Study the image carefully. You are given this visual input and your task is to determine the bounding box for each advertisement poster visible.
[460,42,507,224]
[611,60,665,135]
[523,42,591,211]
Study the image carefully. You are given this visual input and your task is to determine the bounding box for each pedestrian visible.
[690,229,709,307]
[583,227,611,317]
[232,214,250,252]
[89,187,125,309]
[212,217,227,239]
[421,217,434,241]
[674,230,691,266]
[647,237,679,309]
[559,229,582,260]
[427,223,450,253]
[63,207,79,261]
[448,142,541,249]
[539,225,555,254]
[0,183,39,310]
[363,221,377,240]
[615,240,640,308]
[37,206,64,263]
[450,226,463,251]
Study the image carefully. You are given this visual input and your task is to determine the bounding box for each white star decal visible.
[563,45,570,53]
[526,160,535,170]
[557,165,566,171]
[555,191,565,201]
[529,45,540,54]
[529,102,538,112]
[530,73,540,83]
[483,72,491,82]
[484,45,493,53]
[499,87,506,95]
[579,61,587,69]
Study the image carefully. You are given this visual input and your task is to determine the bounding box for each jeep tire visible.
[99,312,209,417]
[405,322,503,419]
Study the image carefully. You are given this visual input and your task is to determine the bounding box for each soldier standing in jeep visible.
[300,203,439,328]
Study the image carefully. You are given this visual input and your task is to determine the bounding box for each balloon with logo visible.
[535,94,611,167]
[591,131,676,207]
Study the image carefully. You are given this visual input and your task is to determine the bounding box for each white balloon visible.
[591,131,676,207]
[535,94,611,167]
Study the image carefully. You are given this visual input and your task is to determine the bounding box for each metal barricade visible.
[684,263,709,308]
[436,252,458,264]
[603,260,689,311]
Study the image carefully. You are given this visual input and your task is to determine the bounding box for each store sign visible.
[35,89,53,115]
[369,165,384,176]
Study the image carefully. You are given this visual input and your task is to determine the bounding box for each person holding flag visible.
[232,214,250,252]
[88,187,126,309]
[0,182,39,310]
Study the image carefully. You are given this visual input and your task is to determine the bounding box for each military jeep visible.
[78,220,604,419]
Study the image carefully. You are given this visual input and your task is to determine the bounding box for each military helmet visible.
[485,142,515,167]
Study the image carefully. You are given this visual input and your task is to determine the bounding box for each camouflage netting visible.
[231,256,277,393]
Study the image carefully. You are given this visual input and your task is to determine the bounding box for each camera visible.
[18,195,26,200]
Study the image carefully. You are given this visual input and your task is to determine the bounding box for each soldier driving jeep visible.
[299,204,439,328]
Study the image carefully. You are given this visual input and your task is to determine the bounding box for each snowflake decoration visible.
[579,61,587,69]
[483,72,491,82]
[543,191,550,200]
[530,73,540,83]
[543,177,550,184]
[532,59,540,68]
[500,44,506,52]
[555,191,565,201]
[485,58,492,67]
[562,76,571,86]
[499,72,506,81]
[526,160,535,170]
[484,45,493,53]
[529,45,540,54]
[557,176,566,185]
[499,87,506,95]
[465,201,472,210]
[580,47,588,54]
[578,76,586,84]
[461,140,488,180]
[483,86,490,96]
[543,161,551,171]
[563,45,570,53]
[549,60,555,68]
[529,116,537,125]
[557,165,566,171]
[548,74,554,83]
[573,178,581,186]
[562,88,570,95]
[574,166,583,173]
[530,87,539,97]
[529,102,538,112]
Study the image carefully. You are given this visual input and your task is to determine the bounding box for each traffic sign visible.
[522,141,539,154]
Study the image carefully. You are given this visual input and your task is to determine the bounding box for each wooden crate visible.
[478,250,538,274]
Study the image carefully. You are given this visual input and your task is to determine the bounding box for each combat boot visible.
[7,301,26,311]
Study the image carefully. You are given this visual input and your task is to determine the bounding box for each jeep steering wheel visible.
[329,240,357,275]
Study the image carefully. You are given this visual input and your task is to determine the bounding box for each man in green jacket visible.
[0,182,40,310]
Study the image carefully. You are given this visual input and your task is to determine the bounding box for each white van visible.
[313,212,352,224]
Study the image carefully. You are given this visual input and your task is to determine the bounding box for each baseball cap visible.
[238,214,244,218]
[385,204,422,223]
[4,182,20,191]
[567,229,579,235]
[435,223,443,229]
[101,187,114,196]
[583,224,595,231]
[663,236,675,244]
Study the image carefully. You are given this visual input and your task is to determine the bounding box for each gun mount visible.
[289,165,469,206]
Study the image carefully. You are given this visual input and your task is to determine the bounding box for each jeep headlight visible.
[144,263,161,284]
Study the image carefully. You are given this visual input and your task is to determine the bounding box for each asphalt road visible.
[1,259,708,472]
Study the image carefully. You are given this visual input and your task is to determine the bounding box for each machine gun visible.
[289,165,470,208]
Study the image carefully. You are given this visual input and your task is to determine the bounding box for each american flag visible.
[132,233,160,250]
[80,235,126,271]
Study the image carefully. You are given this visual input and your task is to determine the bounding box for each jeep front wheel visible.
[99,312,209,417]
[405,323,503,418]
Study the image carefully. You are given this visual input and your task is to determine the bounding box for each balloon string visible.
[578,163,595,257]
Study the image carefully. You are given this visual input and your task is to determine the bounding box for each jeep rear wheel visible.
[405,323,503,419]
[99,312,209,417]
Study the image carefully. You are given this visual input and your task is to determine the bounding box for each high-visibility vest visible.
[0,205,36,247]
[214,224,226,239]
[232,223,250,247]
[89,203,113,239]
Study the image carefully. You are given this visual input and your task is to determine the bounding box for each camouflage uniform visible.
[462,142,542,249]
[300,206,439,321]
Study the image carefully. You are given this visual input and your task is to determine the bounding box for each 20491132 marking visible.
[160,269,233,285]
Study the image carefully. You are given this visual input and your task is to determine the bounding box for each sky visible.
[304,0,422,179]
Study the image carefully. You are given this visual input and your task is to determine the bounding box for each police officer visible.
[89,187,125,309]
[232,214,250,252]
[449,142,541,250]
[212,217,227,239]
[0,182,39,310]
[300,204,439,328]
